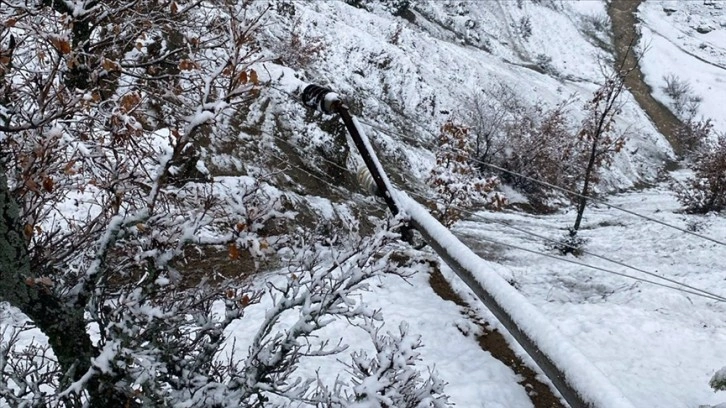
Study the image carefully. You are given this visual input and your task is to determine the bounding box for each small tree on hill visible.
[570,70,628,237]
[675,118,713,158]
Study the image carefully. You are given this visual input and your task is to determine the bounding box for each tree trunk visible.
[571,140,599,235]
[0,164,97,404]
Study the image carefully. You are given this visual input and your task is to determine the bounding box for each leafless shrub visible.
[497,100,587,207]
[677,134,726,214]
[662,74,702,120]
[426,121,505,226]
[675,118,713,157]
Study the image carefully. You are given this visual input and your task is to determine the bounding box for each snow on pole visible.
[395,190,636,408]
[299,85,632,407]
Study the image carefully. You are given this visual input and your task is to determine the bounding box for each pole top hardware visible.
[301,84,342,114]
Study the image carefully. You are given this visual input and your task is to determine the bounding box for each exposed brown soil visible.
[608,0,685,157]
[428,269,566,408]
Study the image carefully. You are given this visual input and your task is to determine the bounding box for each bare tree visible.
[570,66,629,236]
[0,2,450,406]
[462,86,516,165]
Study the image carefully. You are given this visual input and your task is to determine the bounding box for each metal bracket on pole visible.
[301,84,400,216]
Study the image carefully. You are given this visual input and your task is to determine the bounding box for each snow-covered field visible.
[454,179,726,407]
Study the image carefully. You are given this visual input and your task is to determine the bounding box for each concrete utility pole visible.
[300,83,639,408]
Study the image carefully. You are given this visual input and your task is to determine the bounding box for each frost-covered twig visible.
[343,319,450,408]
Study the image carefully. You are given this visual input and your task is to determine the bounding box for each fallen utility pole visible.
[299,83,634,408]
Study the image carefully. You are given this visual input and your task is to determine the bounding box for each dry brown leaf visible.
[228,243,240,260]
[102,58,117,72]
[51,38,71,54]
[237,70,247,84]
[178,59,198,71]
[240,294,251,307]
[120,92,141,112]
[24,224,33,239]
[42,176,54,193]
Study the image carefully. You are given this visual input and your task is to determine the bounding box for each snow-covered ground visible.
[639,0,726,133]
[453,179,726,407]
[222,263,536,408]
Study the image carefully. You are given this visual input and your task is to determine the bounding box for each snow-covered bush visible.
[711,367,726,392]
[426,121,505,227]
[662,74,703,120]
[677,134,726,214]
[344,320,450,408]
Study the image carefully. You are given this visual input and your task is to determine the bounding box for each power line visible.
[354,119,726,249]
[259,130,726,303]
[404,189,726,303]
[468,233,725,302]
[475,215,726,302]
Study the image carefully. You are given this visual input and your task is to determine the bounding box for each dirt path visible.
[608,0,685,157]
[428,269,566,408]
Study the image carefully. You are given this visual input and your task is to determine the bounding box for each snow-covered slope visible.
[639,0,726,133]
[253,0,674,196]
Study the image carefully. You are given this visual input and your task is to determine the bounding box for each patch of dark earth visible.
[428,268,566,408]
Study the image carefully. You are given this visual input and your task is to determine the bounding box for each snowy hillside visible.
[253,0,674,194]
[639,0,726,133]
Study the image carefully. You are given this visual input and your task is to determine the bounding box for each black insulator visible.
[301,84,339,114]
